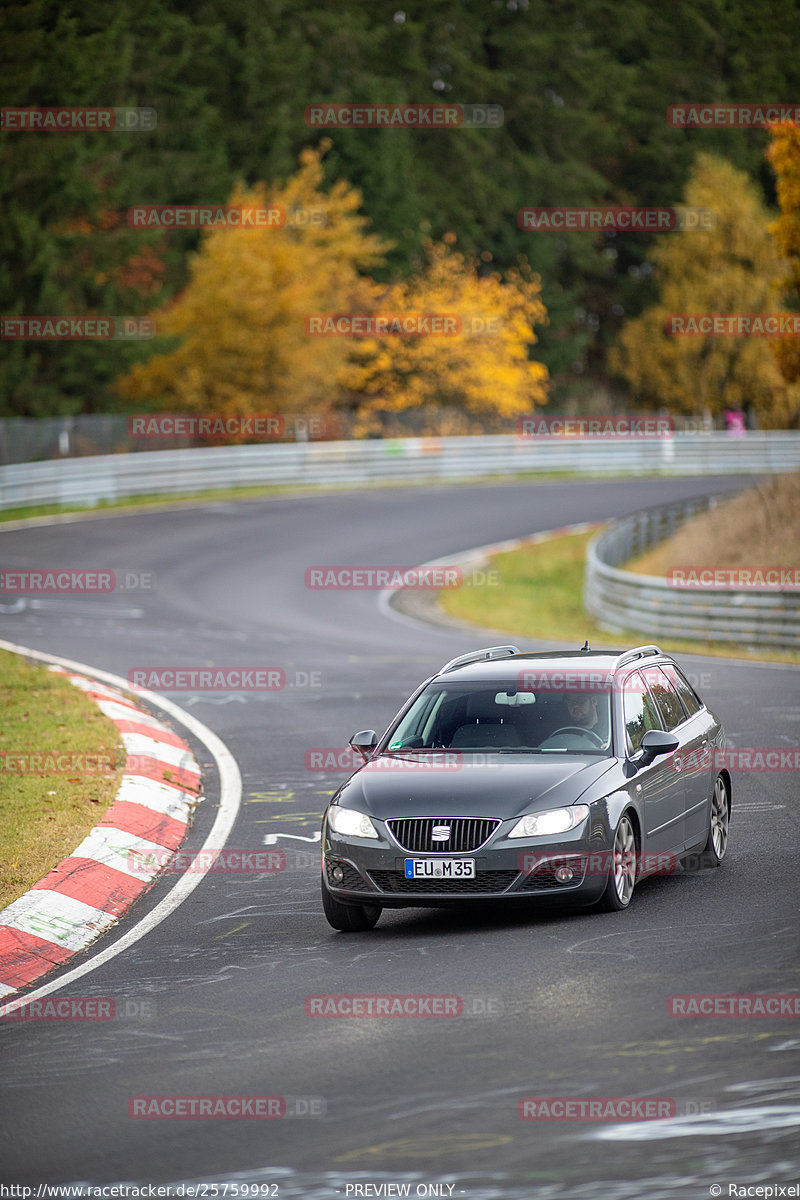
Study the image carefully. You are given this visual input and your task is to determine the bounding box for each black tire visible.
[321,878,381,931]
[598,812,638,912]
[696,774,730,868]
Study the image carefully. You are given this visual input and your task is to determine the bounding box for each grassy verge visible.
[628,470,800,576]
[438,529,800,665]
[0,650,125,910]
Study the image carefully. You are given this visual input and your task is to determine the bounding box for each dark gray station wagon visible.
[321,645,731,931]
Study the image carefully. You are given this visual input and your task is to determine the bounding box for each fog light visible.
[331,864,345,884]
[555,865,574,883]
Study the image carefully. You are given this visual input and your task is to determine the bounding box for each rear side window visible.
[643,665,688,731]
[662,664,703,717]
[622,672,665,753]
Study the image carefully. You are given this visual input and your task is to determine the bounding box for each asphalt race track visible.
[1,474,798,1199]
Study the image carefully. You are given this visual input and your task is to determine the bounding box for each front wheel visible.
[699,774,730,868]
[598,813,637,912]
[321,878,381,931]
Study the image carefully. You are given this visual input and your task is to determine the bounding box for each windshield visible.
[386,681,613,755]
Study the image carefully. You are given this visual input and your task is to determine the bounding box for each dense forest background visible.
[2,0,800,430]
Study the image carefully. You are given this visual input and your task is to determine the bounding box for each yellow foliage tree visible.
[609,153,800,428]
[338,238,549,436]
[114,142,390,418]
[766,122,800,392]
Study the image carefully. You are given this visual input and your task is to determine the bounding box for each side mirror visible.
[635,729,680,766]
[349,729,378,762]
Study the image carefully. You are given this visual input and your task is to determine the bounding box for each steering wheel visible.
[544,725,605,747]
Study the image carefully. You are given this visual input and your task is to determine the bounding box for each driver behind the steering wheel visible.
[564,692,610,747]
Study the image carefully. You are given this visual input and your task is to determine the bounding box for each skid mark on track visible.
[334,1133,514,1163]
[606,1031,794,1057]
[213,921,251,940]
[726,1075,800,1102]
[594,1103,800,1140]
[566,922,796,959]
[254,811,324,827]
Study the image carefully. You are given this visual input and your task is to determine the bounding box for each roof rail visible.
[439,645,521,674]
[614,645,662,670]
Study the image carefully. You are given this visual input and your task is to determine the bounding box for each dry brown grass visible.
[629,470,800,576]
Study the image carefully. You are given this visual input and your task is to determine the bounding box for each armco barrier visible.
[1,432,800,512]
[584,494,800,648]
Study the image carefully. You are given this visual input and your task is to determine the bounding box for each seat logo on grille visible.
[431,824,451,842]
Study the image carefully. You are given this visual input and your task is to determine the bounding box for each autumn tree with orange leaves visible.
[115,143,388,419]
[338,237,549,436]
[766,122,800,399]
[115,146,549,435]
[609,153,800,427]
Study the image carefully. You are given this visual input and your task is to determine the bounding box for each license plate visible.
[404,858,476,879]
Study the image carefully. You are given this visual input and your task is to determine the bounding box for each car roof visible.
[432,645,672,683]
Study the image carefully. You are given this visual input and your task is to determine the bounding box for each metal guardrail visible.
[584,494,800,648]
[1,432,800,513]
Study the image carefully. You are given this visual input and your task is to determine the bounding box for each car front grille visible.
[386,817,501,853]
[369,869,518,895]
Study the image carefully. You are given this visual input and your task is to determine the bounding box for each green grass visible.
[439,529,800,665]
[0,650,126,910]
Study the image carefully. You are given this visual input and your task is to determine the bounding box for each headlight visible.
[328,805,379,839]
[508,805,589,839]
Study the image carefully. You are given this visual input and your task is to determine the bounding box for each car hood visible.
[333,753,616,820]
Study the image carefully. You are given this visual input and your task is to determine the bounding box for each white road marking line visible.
[263,832,322,845]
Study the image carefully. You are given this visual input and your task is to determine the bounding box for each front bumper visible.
[323,822,609,908]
